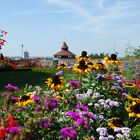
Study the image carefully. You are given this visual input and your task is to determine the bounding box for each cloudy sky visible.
[1,0,140,57]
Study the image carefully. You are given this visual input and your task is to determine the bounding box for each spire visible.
[61,42,68,51]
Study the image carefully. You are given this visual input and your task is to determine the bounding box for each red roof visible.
[54,50,75,56]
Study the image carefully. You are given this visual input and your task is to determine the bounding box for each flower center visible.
[113,119,125,127]
[52,75,62,85]
[78,59,88,70]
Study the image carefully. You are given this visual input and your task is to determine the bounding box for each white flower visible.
[88,102,93,106]
[94,103,100,107]
[99,99,105,103]
[114,127,121,132]
[76,94,84,99]
[121,127,131,134]
[98,115,104,120]
[94,92,101,98]
[108,135,115,139]
[99,136,108,140]
[116,133,124,138]
[104,104,110,110]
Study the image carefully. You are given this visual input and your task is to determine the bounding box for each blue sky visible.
[1,0,140,57]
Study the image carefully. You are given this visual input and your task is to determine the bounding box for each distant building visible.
[24,51,29,59]
[53,42,75,59]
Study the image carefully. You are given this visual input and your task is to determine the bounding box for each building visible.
[24,51,29,59]
[53,42,75,59]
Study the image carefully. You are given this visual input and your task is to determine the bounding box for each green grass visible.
[0,68,74,91]
[0,68,57,91]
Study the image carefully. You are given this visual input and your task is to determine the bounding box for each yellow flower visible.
[16,93,34,106]
[93,62,106,71]
[73,59,92,74]
[128,94,140,101]
[108,118,125,129]
[104,54,121,66]
[125,99,140,119]
[76,51,91,62]
[57,64,67,70]
[46,75,65,90]
[123,82,136,88]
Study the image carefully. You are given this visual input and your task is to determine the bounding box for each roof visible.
[54,50,75,56]
[54,42,75,56]
[61,42,68,50]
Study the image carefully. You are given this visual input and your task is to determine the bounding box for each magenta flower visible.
[76,104,88,111]
[8,126,20,135]
[5,84,19,92]
[11,95,18,103]
[66,111,80,120]
[35,106,41,111]
[32,95,41,101]
[61,126,77,139]
[69,80,80,88]
[1,92,7,97]
[39,120,50,128]
[17,108,23,112]
[45,102,57,110]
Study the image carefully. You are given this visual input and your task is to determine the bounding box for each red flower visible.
[138,86,140,91]
[7,114,17,128]
[107,75,113,79]
[136,80,140,86]
[0,129,6,139]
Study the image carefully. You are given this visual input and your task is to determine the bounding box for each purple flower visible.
[11,95,18,103]
[83,111,95,119]
[8,126,20,135]
[32,95,41,101]
[17,108,23,112]
[66,111,80,120]
[68,65,73,69]
[74,118,84,127]
[69,80,80,88]
[39,120,49,128]
[5,84,19,92]
[61,126,77,139]
[56,70,63,76]
[76,104,88,111]
[35,106,41,111]
[45,102,57,109]
[2,92,7,97]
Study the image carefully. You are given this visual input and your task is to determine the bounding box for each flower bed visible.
[0,52,140,140]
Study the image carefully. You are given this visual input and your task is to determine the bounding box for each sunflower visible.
[73,59,92,74]
[108,118,125,129]
[57,64,67,70]
[16,93,34,106]
[127,94,140,101]
[123,82,136,88]
[104,54,121,66]
[46,75,65,90]
[76,51,91,62]
[93,62,106,71]
[125,99,140,119]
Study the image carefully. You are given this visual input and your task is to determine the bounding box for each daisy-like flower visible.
[127,94,140,101]
[104,54,121,66]
[16,93,34,106]
[45,75,65,90]
[125,99,140,118]
[123,82,136,88]
[57,63,67,70]
[73,59,92,74]
[93,62,106,71]
[108,118,125,129]
[76,51,91,62]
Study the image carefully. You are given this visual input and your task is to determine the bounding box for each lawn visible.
[0,68,57,91]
